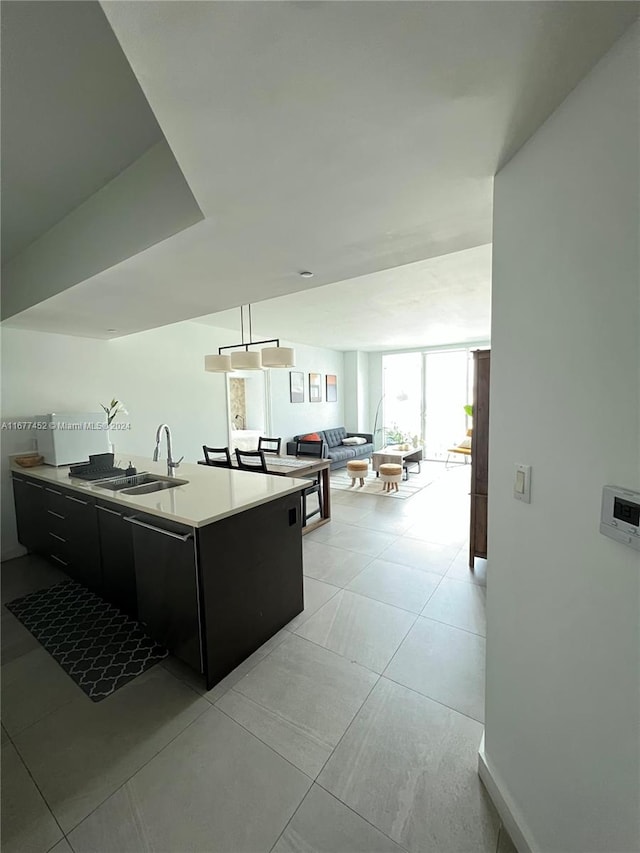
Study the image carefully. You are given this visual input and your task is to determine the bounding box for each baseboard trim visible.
[478,733,537,853]
[1,545,28,563]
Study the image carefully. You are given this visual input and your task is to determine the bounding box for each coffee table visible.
[372,447,422,481]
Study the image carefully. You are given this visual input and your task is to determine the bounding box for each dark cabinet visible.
[96,501,137,617]
[39,485,102,593]
[62,492,102,594]
[128,514,202,673]
[12,475,47,554]
[12,477,103,593]
[12,472,305,694]
[469,349,490,567]
[198,492,303,687]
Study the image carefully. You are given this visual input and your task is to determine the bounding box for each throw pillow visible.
[302,432,321,442]
[342,436,366,446]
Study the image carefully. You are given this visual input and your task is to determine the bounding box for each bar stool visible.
[379,462,402,493]
[295,439,323,525]
[347,459,368,487]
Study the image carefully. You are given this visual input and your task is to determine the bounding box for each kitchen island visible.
[11,455,308,688]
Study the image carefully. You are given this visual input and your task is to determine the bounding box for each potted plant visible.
[101,398,127,427]
[100,398,128,454]
[384,424,412,449]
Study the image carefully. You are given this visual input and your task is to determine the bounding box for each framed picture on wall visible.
[290,371,304,403]
[309,372,322,403]
[326,374,337,402]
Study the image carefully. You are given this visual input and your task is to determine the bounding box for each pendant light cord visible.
[214,302,289,363]
[239,304,254,349]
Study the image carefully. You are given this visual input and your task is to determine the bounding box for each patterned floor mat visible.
[5,580,168,701]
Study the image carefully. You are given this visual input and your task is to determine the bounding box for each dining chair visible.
[294,439,323,525]
[203,445,232,468]
[295,439,324,459]
[235,448,269,473]
[258,436,282,455]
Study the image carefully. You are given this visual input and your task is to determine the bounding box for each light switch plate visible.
[514,464,531,503]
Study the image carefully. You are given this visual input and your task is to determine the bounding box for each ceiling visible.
[0,1,162,264]
[195,243,492,352]
[2,2,636,339]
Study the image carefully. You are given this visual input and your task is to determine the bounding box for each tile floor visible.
[1,463,518,853]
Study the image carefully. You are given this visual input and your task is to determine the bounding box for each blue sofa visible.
[286,427,374,470]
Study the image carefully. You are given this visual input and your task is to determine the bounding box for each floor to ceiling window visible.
[382,348,475,461]
[380,352,422,446]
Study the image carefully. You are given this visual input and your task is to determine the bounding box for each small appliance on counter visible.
[32,412,111,466]
[69,453,127,481]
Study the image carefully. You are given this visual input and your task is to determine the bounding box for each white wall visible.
[1,321,233,560]
[356,351,370,433]
[368,352,384,444]
[1,141,203,320]
[486,23,639,853]
[0,323,344,559]
[269,342,344,442]
[343,350,371,434]
[343,352,359,431]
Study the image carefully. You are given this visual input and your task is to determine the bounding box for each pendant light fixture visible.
[204,303,296,372]
[261,345,296,368]
[230,349,262,370]
[204,353,233,372]
[229,304,262,370]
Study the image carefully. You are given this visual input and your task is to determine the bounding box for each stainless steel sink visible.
[121,478,188,495]
[95,473,189,494]
[94,473,158,491]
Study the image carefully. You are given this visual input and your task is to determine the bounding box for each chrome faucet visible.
[153,423,183,477]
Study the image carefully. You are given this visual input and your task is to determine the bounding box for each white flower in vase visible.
[101,399,128,455]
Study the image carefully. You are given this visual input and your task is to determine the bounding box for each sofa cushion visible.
[324,427,348,448]
[342,436,366,446]
[301,432,322,442]
[327,445,357,463]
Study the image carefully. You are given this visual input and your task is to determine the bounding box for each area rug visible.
[5,580,168,701]
[330,461,446,500]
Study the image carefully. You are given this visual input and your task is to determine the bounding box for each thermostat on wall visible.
[600,486,640,551]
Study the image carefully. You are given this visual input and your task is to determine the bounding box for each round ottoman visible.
[379,462,402,493]
[346,459,369,488]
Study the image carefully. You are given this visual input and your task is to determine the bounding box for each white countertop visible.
[11,455,309,528]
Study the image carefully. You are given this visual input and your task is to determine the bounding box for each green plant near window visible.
[464,404,473,418]
[384,424,409,445]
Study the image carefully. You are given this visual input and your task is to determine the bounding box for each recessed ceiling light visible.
[107,328,117,333]
[299,271,314,278]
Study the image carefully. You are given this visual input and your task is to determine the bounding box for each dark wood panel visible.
[130,514,201,673]
[12,476,47,554]
[198,491,304,689]
[470,493,488,560]
[469,349,490,567]
[96,501,137,617]
[43,486,69,520]
[12,475,103,591]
